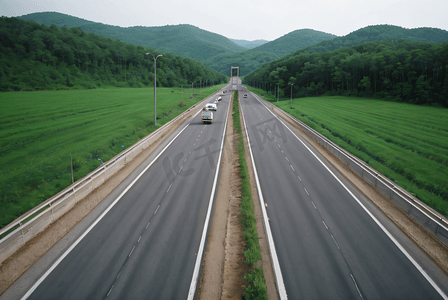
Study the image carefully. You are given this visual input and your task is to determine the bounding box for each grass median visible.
[233,91,268,299]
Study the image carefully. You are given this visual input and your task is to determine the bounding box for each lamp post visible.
[276,83,279,102]
[290,83,293,106]
[145,53,163,125]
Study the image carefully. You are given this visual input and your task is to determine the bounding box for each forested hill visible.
[299,25,448,54]
[249,29,336,57]
[244,39,448,107]
[0,17,227,92]
[17,12,246,62]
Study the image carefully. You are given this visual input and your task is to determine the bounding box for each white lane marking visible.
[238,97,288,300]
[138,236,142,243]
[278,144,281,148]
[146,222,150,229]
[20,107,203,300]
[311,201,317,209]
[188,95,231,299]
[107,285,114,297]
[255,95,448,300]
[179,165,184,173]
[116,272,121,279]
[290,165,295,172]
[285,157,289,162]
[167,182,173,193]
[129,245,136,257]
[184,158,188,163]
[154,205,160,215]
[322,221,328,230]
[304,188,309,196]
[350,274,363,298]
[331,235,340,250]
[298,175,302,181]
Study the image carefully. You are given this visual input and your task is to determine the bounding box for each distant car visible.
[243,94,248,98]
[218,96,222,101]
[205,103,217,111]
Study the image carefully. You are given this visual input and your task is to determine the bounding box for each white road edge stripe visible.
[254,94,448,300]
[21,108,204,300]
[187,94,231,299]
[240,94,288,300]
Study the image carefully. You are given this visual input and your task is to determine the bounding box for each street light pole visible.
[145,53,163,125]
[290,83,293,106]
[276,83,279,102]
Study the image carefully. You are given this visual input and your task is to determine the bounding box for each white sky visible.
[1,0,447,41]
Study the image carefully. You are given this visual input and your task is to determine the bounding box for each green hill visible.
[300,24,448,53]
[230,39,269,49]
[249,29,337,57]
[16,12,340,75]
[0,17,227,91]
[18,12,247,62]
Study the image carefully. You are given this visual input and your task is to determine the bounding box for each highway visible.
[238,87,447,299]
[22,91,231,300]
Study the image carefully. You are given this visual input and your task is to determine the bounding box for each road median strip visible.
[233,91,268,299]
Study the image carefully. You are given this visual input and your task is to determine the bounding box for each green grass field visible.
[247,87,448,217]
[0,85,225,229]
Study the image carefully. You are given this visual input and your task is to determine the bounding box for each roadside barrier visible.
[0,89,225,264]
[256,96,448,248]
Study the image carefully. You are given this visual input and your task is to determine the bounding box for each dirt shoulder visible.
[270,104,448,277]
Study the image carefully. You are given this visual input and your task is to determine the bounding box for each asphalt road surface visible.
[239,87,447,299]
[23,91,231,300]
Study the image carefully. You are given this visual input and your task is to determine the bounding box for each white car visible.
[205,103,217,111]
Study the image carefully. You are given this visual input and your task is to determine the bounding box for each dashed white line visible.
[138,236,142,243]
[167,182,173,193]
[322,221,328,230]
[154,205,160,215]
[107,285,114,297]
[146,222,150,229]
[304,188,309,195]
[290,165,295,172]
[179,165,184,173]
[351,274,363,298]
[298,175,302,181]
[311,201,317,209]
[129,245,136,257]
[285,157,289,162]
[331,235,340,250]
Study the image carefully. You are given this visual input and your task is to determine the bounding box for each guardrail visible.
[0,89,226,264]
[257,96,448,248]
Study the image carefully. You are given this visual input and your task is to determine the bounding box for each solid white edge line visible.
[240,94,288,299]
[187,93,231,299]
[21,108,203,300]
[253,94,448,300]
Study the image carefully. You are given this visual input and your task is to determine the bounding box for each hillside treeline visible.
[244,40,448,106]
[0,17,227,92]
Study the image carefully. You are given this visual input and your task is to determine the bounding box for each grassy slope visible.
[247,89,448,217]
[0,85,225,228]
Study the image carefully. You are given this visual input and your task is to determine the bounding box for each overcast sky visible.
[2,0,447,41]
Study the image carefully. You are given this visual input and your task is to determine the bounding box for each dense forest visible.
[244,39,448,106]
[0,17,227,92]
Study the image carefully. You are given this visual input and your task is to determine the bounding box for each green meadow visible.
[249,88,448,217]
[0,85,225,229]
